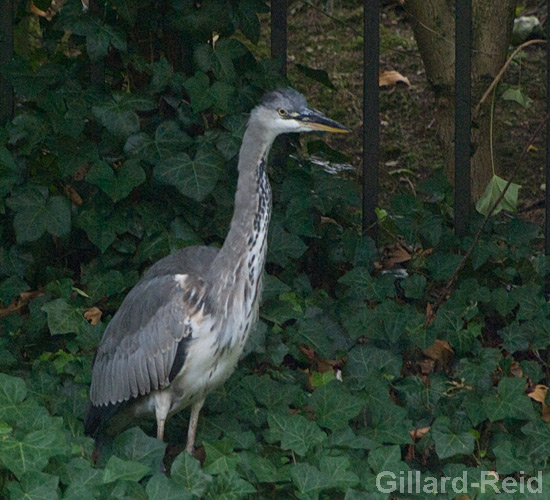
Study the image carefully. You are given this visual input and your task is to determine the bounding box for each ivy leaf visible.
[365,402,413,445]
[146,473,193,500]
[234,0,268,44]
[6,471,59,500]
[239,452,279,483]
[0,146,18,201]
[0,428,68,479]
[0,275,29,304]
[125,121,193,164]
[346,344,402,390]
[309,381,364,431]
[112,427,166,471]
[110,0,138,25]
[502,86,533,108]
[171,451,212,497]
[476,174,521,216]
[183,72,214,113]
[295,64,336,89]
[431,416,475,459]
[204,470,256,500]
[203,439,239,475]
[401,274,427,299]
[425,253,463,281]
[41,298,88,335]
[493,440,532,475]
[7,187,71,243]
[338,267,394,301]
[482,377,537,422]
[0,373,27,422]
[154,148,224,202]
[367,445,404,473]
[320,456,360,490]
[86,159,146,202]
[266,412,326,456]
[521,419,550,456]
[92,93,154,137]
[291,463,330,495]
[76,208,119,253]
[83,269,126,301]
[267,223,307,266]
[86,22,127,61]
[2,58,61,99]
[102,455,151,483]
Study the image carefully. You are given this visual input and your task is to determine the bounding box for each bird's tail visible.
[84,402,121,463]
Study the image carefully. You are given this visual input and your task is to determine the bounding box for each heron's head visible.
[252,88,350,139]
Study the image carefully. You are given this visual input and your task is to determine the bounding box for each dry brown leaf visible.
[510,361,524,378]
[527,385,550,422]
[409,426,430,441]
[419,358,435,375]
[527,384,548,404]
[424,339,454,361]
[65,185,83,206]
[0,290,44,318]
[299,345,316,361]
[20,290,44,302]
[84,307,102,325]
[379,70,411,88]
[30,2,49,17]
[382,244,411,269]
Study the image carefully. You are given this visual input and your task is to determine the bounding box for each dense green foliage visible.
[2,1,550,499]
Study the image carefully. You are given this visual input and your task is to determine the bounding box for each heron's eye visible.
[278,108,287,116]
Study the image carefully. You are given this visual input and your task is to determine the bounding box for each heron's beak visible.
[298,109,351,133]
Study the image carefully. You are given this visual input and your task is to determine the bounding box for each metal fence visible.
[270,0,550,251]
[2,1,550,249]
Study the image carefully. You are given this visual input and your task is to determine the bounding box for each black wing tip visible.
[83,400,124,437]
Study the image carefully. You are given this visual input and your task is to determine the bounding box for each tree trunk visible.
[404,0,517,201]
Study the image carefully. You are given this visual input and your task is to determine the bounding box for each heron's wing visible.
[90,272,214,407]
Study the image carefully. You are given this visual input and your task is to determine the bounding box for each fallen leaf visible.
[424,339,454,360]
[527,384,548,404]
[84,307,102,325]
[379,70,411,88]
[409,426,430,441]
[299,345,316,361]
[419,358,435,375]
[382,243,411,269]
[0,290,44,318]
[65,185,83,206]
[527,385,550,422]
[510,361,524,378]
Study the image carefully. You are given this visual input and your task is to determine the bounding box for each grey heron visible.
[84,88,350,456]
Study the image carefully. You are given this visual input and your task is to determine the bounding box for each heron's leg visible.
[154,392,172,441]
[186,398,205,454]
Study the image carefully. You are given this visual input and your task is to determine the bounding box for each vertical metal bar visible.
[547,0,550,250]
[454,0,472,236]
[271,0,287,77]
[0,0,14,123]
[88,0,104,142]
[271,0,287,169]
[362,0,379,238]
[88,0,105,91]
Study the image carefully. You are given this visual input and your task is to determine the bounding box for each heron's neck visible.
[209,122,273,299]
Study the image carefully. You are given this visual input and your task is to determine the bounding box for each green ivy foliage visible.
[2,0,550,499]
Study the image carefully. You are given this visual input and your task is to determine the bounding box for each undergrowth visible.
[1,1,550,499]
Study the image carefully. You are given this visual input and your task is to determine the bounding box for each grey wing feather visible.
[90,246,219,407]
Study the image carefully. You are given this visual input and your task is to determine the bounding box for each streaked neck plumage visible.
[208,110,274,327]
